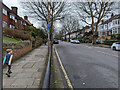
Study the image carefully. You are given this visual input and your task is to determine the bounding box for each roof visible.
[102,14,120,24]
[24,19,32,26]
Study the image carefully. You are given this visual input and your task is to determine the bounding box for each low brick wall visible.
[3,41,32,61]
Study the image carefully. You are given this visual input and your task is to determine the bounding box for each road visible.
[55,41,118,88]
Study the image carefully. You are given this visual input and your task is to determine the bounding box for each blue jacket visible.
[3,54,13,65]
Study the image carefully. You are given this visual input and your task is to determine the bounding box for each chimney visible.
[111,13,114,18]
[11,7,18,15]
[24,16,28,20]
[101,20,104,24]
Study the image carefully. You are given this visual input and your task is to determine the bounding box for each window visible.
[113,28,117,34]
[118,20,120,24]
[98,32,101,36]
[105,31,107,36]
[3,21,7,27]
[105,24,107,29]
[15,19,17,23]
[115,20,117,24]
[9,24,15,29]
[10,15,15,20]
[3,8,7,15]
[109,32,111,35]
[118,28,120,33]
[102,25,103,29]
[113,21,115,25]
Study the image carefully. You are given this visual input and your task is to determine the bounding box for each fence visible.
[42,45,52,89]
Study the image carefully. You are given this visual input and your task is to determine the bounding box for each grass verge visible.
[50,47,64,88]
[3,35,20,43]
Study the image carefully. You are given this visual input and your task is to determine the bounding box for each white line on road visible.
[97,51,118,58]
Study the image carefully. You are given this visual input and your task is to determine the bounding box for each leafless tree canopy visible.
[21,0,66,40]
[73,1,114,44]
[21,0,65,26]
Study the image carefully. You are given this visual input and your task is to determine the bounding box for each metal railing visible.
[42,45,52,89]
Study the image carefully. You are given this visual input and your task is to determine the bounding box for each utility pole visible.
[47,1,50,53]
[0,0,3,90]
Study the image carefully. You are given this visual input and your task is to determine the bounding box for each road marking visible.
[54,46,73,89]
[97,51,118,58]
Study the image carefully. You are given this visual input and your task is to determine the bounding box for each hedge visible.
[103,39,120,45]
[3,27,31,40]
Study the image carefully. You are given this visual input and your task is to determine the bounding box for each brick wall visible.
[3,41,32,61]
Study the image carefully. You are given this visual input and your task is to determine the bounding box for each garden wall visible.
[3,41,32,60]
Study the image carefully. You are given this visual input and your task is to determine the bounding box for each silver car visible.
[111,42,120,51]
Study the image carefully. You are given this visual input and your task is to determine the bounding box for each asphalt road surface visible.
[55,41,118,88]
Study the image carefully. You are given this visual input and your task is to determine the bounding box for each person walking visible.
[44,39,47,45]
[3,49,13,77]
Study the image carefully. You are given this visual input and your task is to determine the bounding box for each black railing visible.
[42,45,52,89]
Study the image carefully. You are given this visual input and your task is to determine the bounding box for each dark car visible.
[53,39,59,44]
[96,40,101,44]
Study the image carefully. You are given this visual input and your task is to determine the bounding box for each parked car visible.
[70,40,76,43]
[75,40,80,44]
[53,39,59,44]
[111,42,120,51]
[96,40,101,44]
[79,39,85,43]
[70,40,80,44]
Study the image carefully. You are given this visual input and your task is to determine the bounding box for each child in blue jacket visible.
[3,49,13,77]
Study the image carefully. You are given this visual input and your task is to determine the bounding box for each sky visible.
[3,0,120,30]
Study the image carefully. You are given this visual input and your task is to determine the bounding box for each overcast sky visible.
[3,0,120,29]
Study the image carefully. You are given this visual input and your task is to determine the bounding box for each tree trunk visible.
[69,34,70,42]
[92,35,96,45]
[65,35,66,41]
[76,32,77,39]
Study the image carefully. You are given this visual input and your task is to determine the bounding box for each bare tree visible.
[21,0,65,41]
[62,15,80,42]
[74,1,114,44]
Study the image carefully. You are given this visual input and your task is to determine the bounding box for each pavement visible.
[3,45,48,89]
[55,41,118,88]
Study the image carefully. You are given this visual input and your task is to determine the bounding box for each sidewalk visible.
[3,45,48,89]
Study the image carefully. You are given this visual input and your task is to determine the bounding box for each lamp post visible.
[0,1,3,90]
[47,1,50,53]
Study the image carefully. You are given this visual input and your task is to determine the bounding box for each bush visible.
[103,39,120,45]
[85,39,92,43]
[71,37,76,40]
[3,28,31,40]
[117,34,120,40]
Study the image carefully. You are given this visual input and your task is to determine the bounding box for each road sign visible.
[47,24,50,28]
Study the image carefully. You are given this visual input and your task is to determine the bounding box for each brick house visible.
[98,14,120,37]
[2,3,33,30]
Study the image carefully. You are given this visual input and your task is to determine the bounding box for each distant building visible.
[98,14,120,37]
[2,3,33,30]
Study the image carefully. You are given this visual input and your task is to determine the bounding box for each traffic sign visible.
[47,24,50,28]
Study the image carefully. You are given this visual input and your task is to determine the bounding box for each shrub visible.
[71,37,76,40]
[85,39,92,43]
[3,28,31,40]
[103,39,120,45]
[117,34,120,40]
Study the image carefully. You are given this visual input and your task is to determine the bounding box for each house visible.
[98,14,120,38]
[2,3,33,30]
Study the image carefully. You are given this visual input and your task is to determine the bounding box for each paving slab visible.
[3,45,48,89]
